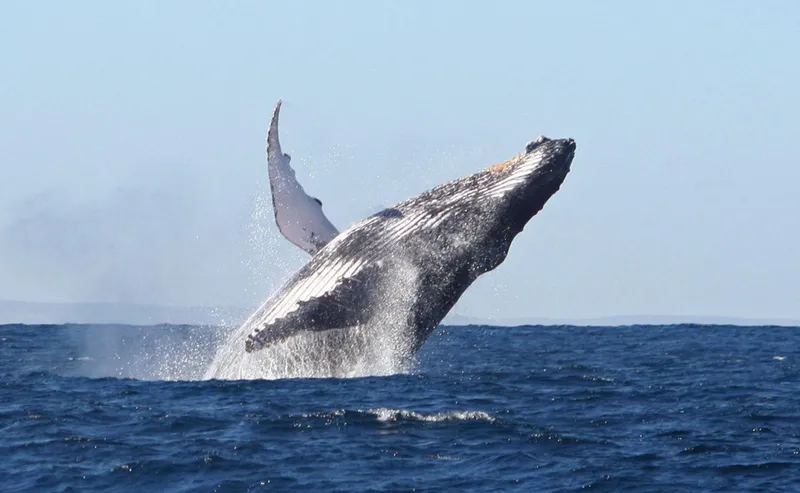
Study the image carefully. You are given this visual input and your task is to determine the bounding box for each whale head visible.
[480,135,576,238]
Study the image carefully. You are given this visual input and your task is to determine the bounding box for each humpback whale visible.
[240,101,576,357]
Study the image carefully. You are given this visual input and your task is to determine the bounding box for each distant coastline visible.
[1,300,797,328]
[444,313,800,328]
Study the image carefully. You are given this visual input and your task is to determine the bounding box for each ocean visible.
[2,323,798,492]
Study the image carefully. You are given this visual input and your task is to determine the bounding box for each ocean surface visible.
[2,323,799,492]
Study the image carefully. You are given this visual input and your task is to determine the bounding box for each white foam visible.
[368,408,496,423]
[202,250,423,381]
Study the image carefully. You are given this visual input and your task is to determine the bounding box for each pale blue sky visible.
[1,1,798,320]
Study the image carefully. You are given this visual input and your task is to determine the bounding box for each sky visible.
[1,1,799,321]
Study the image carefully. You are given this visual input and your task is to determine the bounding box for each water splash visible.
[63,169,426,381]
[63,323,223,381]
[203,256,422,380]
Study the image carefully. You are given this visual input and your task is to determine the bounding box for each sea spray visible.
[203,257,422,380]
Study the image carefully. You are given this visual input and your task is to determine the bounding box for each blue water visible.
[2,323,799,492]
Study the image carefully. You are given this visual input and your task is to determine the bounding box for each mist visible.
[0,172,303,311]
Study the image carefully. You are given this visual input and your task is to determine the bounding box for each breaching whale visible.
[240,100,576,357]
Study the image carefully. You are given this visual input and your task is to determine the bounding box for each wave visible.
[298,408,498,424]
[365,408,495,423]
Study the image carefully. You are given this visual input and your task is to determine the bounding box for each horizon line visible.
[0,299,798,327]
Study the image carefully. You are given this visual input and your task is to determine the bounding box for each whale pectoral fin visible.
[245,268,379,352]
[267,100,340,255]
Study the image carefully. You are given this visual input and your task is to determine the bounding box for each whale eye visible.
[312,197,322,206]
[525,136,550,153]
